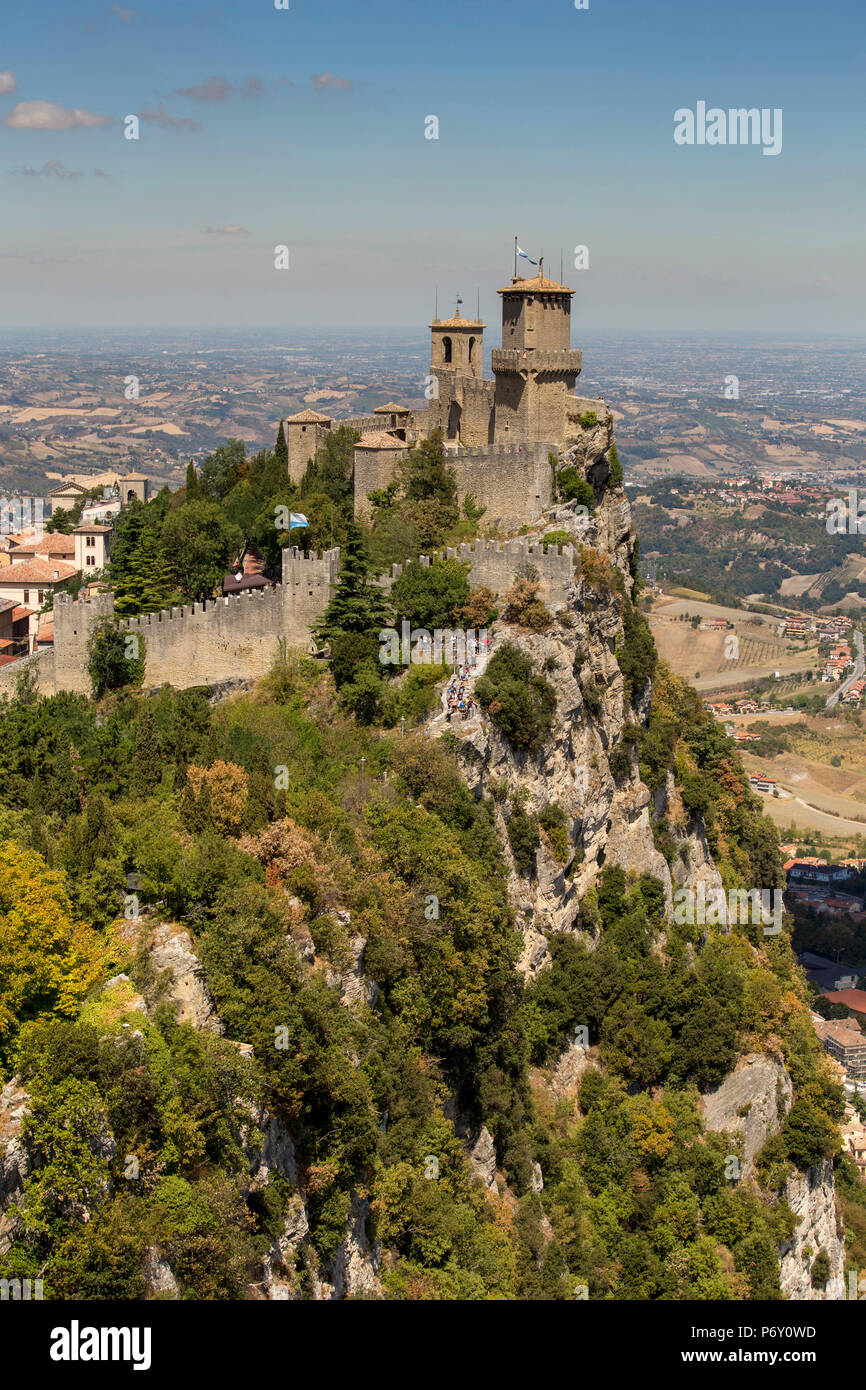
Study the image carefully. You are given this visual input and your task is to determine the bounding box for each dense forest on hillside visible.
[0,429,859,1300]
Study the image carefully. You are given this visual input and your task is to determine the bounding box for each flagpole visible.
[513,235,517,279]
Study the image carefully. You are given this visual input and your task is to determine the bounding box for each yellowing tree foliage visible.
[0,840,106,1075]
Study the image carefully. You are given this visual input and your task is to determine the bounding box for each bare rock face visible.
[701,1053,793,1176]
[0,1078,31,1255]
[551,1040,592,1099]
[325,929,379,1010]
[0,1079,30,1208]
[314,1194,382,1300]
[779,1159,846,1301]
[250,1195,309,1300]
[604,784,672,904]
[466,1126,499,1194]
[242,1104,299,1189]
[143,1247,181,1300]
[147,923,222,1033]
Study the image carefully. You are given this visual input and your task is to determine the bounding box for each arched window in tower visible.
[442,336,452,364]
[468,336,476,364]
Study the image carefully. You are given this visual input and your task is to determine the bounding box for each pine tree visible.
[185,460,201,500]
[275,420,288,474]
[131,708,163,798]
[314,520,391,644]
[134,531,174,614]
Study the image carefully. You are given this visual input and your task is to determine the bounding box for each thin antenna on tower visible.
[434,286,438,320]
[476,288,480,321]
[560,249,563,283]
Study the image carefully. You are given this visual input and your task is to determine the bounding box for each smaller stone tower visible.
[428,299,491,445]
[429,300,484,380]
[286,409,333,483]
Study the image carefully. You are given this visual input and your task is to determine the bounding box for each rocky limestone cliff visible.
[444,424,848,1301]
[779,1160,846,1301]
[701,1052,793,1176]
[454,457,720,978]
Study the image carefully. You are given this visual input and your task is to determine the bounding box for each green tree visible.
[161,500,243,601]
[198,439,247,501]
[475,644,557,752]
[130,707,163,797]
[87,618,146,697]
[299,425,359,510]
[314,520,391,685]
[391,558,471,631]
[274,420,288,475]
[185,460,201,501]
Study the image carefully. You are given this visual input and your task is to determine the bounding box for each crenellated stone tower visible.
[491,266,583,445]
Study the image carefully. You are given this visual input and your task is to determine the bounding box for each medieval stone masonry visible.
[288,267,590,530]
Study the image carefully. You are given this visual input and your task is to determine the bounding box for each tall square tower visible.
[492,271,582,444]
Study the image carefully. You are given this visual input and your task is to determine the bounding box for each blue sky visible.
[1,0,863,330]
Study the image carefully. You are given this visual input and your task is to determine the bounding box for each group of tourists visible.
[445,669,476,723]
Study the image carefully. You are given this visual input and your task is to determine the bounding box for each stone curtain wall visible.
[0,646,55,698]
[45,547,339,697]
[390,537,576,605]
[282,546,340,646]
[121,586,288,689]
[450,443,555,529]
[27,538,577,698]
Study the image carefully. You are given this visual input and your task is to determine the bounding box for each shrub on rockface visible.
[475,644,557,752]
[557,468,595,510]
[607,445,623,487]
[506,803,540,875]
[501,578,551,631]
[617,597,657,701]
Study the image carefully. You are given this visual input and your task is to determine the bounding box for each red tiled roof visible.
[286,409,332,423]
[498,274,574,295]
[0,559,77,583]
[355,432,407,450]
[826,989,866,1013]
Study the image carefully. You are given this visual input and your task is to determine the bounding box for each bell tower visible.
[428,296,487,444]
[429,297,484,380]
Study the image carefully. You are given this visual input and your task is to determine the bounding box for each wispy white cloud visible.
[12,160,84,179]
[4,100,113,129]
[312,73,355,92]
[171,75,264,101]
[110,3,135,19]
[0,71,17,96]
[139,103,199,131]
[204,224,250,235]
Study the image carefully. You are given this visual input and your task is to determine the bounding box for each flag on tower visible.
[516,245,538,266]
[289,513,308,530]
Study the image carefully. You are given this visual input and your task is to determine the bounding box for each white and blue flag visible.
[516,245,538,266]
[289,512,309,530]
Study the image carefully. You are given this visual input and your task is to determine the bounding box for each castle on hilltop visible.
[0,262,613,700]
[285,266,596,529]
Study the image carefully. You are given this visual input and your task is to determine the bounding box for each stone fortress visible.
[286,264,601,529]
[1,263,612,698]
